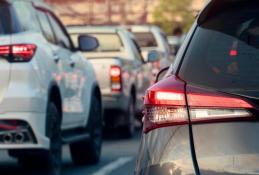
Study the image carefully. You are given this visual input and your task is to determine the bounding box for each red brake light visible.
[110,66,122,92]
[146,91,186,106]
[0,44,36,62]
[0,46,10,57]
[229,49,238,56]
[143,76,188,133]
[110,66,121,77]
[143,75,254,133]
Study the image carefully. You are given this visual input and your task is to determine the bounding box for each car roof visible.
[126,25,161,33]
[67,25,125,34]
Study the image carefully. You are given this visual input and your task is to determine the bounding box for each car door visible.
[46,12,84,127]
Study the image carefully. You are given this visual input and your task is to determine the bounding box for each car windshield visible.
[71,33,124,52]
[134,32,157,47]
[179,5,259,98]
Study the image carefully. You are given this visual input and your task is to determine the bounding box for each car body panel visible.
[193,122,259,175]
[135,126,195,175]
[0,35,11,106]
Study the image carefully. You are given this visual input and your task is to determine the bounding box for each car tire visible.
[120,96,135,138]
[70,94,102,165]
[18,102,62,175]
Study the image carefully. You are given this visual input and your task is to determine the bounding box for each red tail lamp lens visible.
[110,66,122,92]
[0,44,36,62]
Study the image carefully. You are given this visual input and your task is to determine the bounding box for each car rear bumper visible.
[102,94,130,128]
[0,112,49,150]
[102,93,128,112]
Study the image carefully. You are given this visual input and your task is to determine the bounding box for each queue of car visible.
[4,0,253,175]
[67,26,160,137]
[0,0,171,174]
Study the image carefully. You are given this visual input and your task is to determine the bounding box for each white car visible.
[128,25,172,69]
[0,1,102,174]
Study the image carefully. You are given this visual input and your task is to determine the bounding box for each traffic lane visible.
[0,129,141,175]
[63,130,141,175]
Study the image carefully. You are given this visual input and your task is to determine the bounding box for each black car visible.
[135,0,259,174]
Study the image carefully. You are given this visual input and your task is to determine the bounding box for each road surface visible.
[0,130,141,175]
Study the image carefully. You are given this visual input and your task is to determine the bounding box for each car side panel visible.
[135,126,195,175]
[192,122,259,175]
[73,51,97,127]
[8,32,57,114]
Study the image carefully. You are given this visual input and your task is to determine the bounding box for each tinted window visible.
[179,5,259,98]
[47,13,71,49]
[134,32,157,47]
[0,3,20,34]
[36,10,56,44]
[71,33,124,52]
[12,1,40,32]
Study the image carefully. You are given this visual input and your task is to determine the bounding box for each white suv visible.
[0,1,102,174]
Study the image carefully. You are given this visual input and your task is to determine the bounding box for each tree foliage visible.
[152,0,195,34]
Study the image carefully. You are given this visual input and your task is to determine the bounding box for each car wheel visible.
[18,102,62,175]
[120,96,135,138]
[70,94,102,165]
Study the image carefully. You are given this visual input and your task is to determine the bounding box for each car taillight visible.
[110,65,122,92]
[186,85,252,124]
[143,75,253,133]
[0,44,37,62]
[144,76,189,132]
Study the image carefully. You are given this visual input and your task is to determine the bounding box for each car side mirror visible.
[155,66,170,83]
[147,50,160,63]
[78,35,99,52]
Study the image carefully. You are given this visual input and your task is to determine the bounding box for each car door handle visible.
[53,54,60,63]
[69,59,75,68]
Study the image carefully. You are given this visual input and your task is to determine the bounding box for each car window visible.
[134,32,158,47]
[12,1,40,32]
[0,3,20,35]
[36,10,56,44]
[179,5,259,98]
[71,33,124,52]
[131,39,145,63]
[47,13,72,49]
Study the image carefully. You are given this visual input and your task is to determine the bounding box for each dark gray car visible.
[135,0,259,174]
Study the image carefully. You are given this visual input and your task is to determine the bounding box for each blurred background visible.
[44,0,206,34]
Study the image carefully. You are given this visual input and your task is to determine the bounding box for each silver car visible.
[129,25,172,69]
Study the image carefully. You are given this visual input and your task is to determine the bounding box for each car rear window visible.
[134,32,157,47]
[179,4,259,98]
[71,33,124,52]
[0,3,14,35]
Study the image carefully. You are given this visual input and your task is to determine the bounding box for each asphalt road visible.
[0,130,141,175]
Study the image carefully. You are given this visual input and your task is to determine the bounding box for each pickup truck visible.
[68,26,158,137]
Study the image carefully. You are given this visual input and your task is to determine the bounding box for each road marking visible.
[91,157,134,175]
